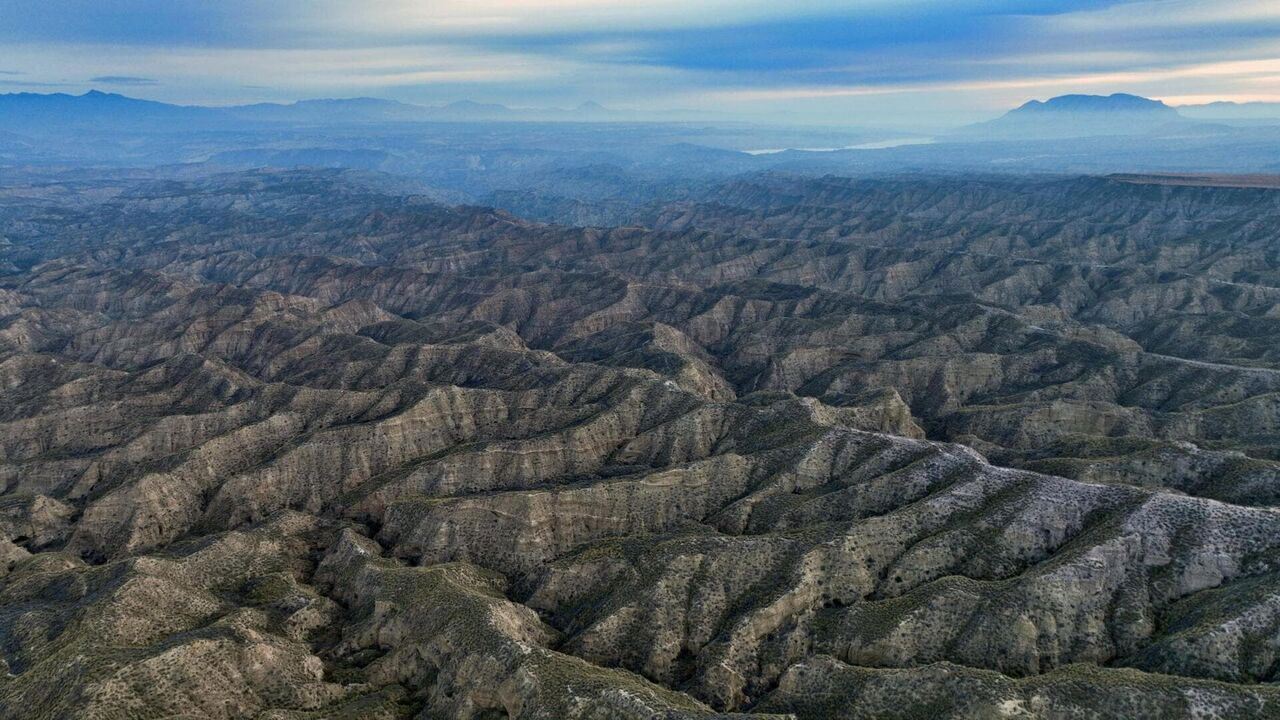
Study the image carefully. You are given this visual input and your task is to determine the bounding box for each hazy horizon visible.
[0,86,1258,129]
[3,0,1279,128]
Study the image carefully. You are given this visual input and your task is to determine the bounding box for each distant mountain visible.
[420,99,617,121]
[0,90,627,132]
[1015,93,1176,114]
[573,101,614,119]
[0,90,229,133]
[229,97,430,123]
[196,96,526,124]
[229,98,528,123]
[425,100,516,120]
[1177,101,1280,122]
[953,93,1188,140]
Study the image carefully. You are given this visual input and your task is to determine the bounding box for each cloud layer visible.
[1,0,1276,126]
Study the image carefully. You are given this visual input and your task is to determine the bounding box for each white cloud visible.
[1047,0,1280,31]
[4,42,580,94]
[690,52,1280,122]
[4,0,1278,126]
[1,39,693,107]
[298,0,916,37]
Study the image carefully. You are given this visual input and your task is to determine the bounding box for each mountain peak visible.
[444,99,507,110]
[79,89,134,102]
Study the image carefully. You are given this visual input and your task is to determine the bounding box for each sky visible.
[2,0,1279,128]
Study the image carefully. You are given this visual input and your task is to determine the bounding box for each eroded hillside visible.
[2,169,1280,718]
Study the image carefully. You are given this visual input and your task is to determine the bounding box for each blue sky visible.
[2,0,1279,127]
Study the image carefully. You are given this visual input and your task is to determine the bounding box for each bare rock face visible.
[0,514,370,719]
[2,169,1280,718]
[314,529,757,720]
[754,656,1280,719]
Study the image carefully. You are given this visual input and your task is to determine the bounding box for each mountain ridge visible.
[1177,100,1280,121]
[0,89,623,128]
[3,167,1280,717]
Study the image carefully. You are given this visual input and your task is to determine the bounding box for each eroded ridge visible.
[3,170,1280,718]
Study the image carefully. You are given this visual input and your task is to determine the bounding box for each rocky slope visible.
[2,169,1280,718]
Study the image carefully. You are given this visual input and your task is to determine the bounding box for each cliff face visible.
[3,169,1280,718]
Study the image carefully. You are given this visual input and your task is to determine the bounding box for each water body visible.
[743,136,936,155]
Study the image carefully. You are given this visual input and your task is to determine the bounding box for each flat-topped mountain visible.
[955,92,1188,139]
[1017,93,1177,114]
